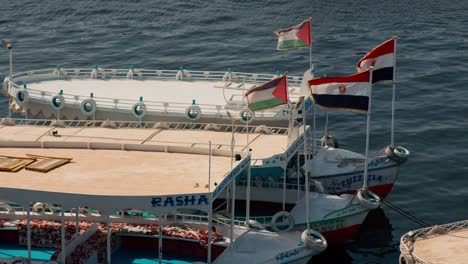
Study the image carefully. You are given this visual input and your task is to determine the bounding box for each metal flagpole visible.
[391,37,397,147]
[208,141,212,192]
[207,196,213,264]
[246,161,251,227]
[26,205,31,262]
[61,209,66,264]
[324,110,329,135]
[363,68,374,189]
[159,216,163,264]
[106,215,111,264]
[7,43,13,118]
[303,102,310,232]
[282,75,291,211]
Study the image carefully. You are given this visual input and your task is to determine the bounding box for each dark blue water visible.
[1,0,467,263]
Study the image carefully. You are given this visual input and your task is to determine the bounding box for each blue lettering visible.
[176,196,184,206]
[151,198,161,207]
[164,197,174,207]
[184,195,196,206]
[198,195,209,206]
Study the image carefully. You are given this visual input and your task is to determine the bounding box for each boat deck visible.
[0,124,289,160]
[0,147,233,196]
[412,228,468,263]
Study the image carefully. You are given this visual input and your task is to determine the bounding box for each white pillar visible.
[159,216,163,264]
[245,164,251,227]
[207,200,213,264]
[106,216,111,264]
[75,207,79,234]
[26,205,31,262]
[61,209,66,264]
[229,180,235,246]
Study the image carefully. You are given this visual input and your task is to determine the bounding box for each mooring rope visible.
[381,199,430,227]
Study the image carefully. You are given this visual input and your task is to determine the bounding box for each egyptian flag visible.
[245,76,288,111]
[275,19,311,50]
[308,71,371,112]
[357,38,395,83]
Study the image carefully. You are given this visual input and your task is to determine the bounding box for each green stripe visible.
[278,39,309,50]
[248,97,284,111]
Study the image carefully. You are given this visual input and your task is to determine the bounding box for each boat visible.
[0,119,330,264]
[399,219,468,264]
[3,67,307,127]
[2,66,410,200]
[0,118,380,246]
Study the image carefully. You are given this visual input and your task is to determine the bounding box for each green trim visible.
[277,39,309,50]
[322,203,362,219]
[248,97,284,111]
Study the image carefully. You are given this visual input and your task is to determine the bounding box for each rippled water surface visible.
[1,0,467,263]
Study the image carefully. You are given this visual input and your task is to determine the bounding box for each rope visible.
[381,199,431,228]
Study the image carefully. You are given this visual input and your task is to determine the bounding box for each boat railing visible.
[171,213,248,228]
[6,118,289,135]
[237,179,306,192]
[8,68,302,120]
[235,215,273,225]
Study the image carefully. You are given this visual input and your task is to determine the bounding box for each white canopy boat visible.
[399,220,468,264]
[3,67,307,127]
[0,118,384,246]
[0,124,329,264]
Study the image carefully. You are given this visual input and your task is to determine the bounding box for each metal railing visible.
[8,68,303,121]
[237,179,306,191]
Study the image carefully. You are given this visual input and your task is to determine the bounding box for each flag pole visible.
[303,102,310,232]
[363,68,374,189]
[282,74,291,211]
[391,36,397,147]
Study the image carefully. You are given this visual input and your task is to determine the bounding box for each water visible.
[0,0,467,263]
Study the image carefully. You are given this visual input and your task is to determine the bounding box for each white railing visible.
[8,68,303,121]
[238,179,306,192]
[6,118,289,135]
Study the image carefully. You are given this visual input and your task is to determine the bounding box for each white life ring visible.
[399,253,415,264]
[239,108,254,124]
[301,229,327,252]
[385,145,410,164]
[0,202,13,213]
[10,257,28,264]
[248,219,266,230]
[3,76,9,96]
[132,102,147,119]
[81,98,97,116]
[356,189,381,210]
[32,202,56,214]
[186,105,202,121]
[15,89,29,106]
[271,211,294,232]
[51,95,65,110]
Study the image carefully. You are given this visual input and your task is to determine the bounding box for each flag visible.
[245,76,288,111]
[357,38,395,83]
[308,71,371,112]
[275,19,311,50]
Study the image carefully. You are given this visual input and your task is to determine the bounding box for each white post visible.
[75,207,79,234]
[7,43,12,118]
[363,68,374,189]
[229,179,236,246]
[207,197,213,264]
[282,163,287,211]
[245,162,251,227]
[208,141,212,192]
[159,216,163,264]
[26,205,31,262]
[312,104,316,154]
[106,216,111,264]
[61,209,66,264]
[391,37,397,147]
[303,103,310,232]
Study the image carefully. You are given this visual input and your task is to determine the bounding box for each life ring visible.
[51,95,65,110]
[10,257,28,264]
[32,202,56,214]
[301,229,327,252]
[271,211,294,232]
[3,77,9,96]
[356,189,381,210]
[248,219,266,230]
[399,253,415,264]
[186,105,202,121]
[385,145,410,164]
[0,202,13,213]
[132,102,147,119]
[15,89,30,106]
[320,134,339,148]
[80,98,97,116]
[239,108,254,124]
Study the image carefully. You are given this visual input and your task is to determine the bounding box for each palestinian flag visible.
[245,76,288,111]
[357,38,396,83]
[275,19,311,50]
[308,71,371,112]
